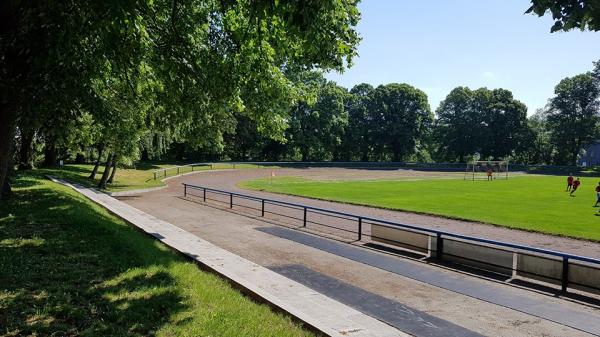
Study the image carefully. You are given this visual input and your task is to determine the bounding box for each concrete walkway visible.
[52,178,408,337]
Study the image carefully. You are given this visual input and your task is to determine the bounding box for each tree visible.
[0,0,362,195]
[223,113,262,161]
[479,89,530,160]
[435,87,530,162]
[513,109,555,164]
[368,84,433,161]
[435,87,479,162]
[527,0,600,32]
[340,83,374,161]
[288,74,349,161]
[546,73,600,165]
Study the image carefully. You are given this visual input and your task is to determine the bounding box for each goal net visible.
[464,161,509,180]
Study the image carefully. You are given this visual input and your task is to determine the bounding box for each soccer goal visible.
[464,160,509,180]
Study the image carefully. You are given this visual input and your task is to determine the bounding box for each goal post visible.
[464,160,509,180]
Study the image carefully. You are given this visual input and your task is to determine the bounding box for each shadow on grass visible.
[0,177,186,336]
[133,162,166,170]
[31,166,99,189]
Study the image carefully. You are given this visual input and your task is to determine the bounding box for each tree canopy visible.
[435,87,530,162]
[0,0,362,195]
[527,0,600,32]
[2,2,600,198]
[546,72,600,165]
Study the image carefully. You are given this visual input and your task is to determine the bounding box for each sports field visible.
[240,174,600,241]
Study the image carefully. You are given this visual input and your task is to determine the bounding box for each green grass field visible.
[38,163,169,192]
[0,172,314,337]
[240,175,600,241]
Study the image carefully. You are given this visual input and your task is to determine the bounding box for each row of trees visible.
[218,61,600,166]
[9,60,600,181]
[2,0,598,198]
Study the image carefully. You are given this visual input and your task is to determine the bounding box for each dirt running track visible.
[120,168,600,337]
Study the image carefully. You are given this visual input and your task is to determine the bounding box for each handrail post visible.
[358,217,362,241]
[230,193,233,208]
[261,199,265,217]
[561,257,569,293]
[203,188,206,202]
[303,207,307,227]
[436,233,444,260]
[177,167,180,174]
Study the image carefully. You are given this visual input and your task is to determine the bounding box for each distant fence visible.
[153,161,600,180]
[152,161,475,180]
[183,183,600,296]
[152,162,265,180]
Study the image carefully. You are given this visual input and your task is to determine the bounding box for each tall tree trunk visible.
[361,148,369,162]
[98,153,115,189]
[107,155,118,183]
[18,127,35,170]
[141,148,149,161]
[75,152,85,164]
[0,104,18,199]
[301,148,309,162]
[0,2,21,199]
[393,149,401,162]
[89,144,104,179]
[43,141,57,167]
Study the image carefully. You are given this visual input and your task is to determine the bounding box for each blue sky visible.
[325,0,600,115]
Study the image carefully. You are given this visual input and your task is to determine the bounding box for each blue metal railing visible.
[182,183,600,294]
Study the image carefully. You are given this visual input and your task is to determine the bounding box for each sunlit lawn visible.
[40,162,268,192]
[0,172,315,337]
[240,175,600,241]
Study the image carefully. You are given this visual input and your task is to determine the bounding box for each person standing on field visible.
[595,182,600,207]
[570,178,581,196]
[486,168,493,181]
[566,173,574,191]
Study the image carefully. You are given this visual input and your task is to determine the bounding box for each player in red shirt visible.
[566,173,574,192]
[486,168,493,181]
[570,178,581,196]
[595,182,600,207]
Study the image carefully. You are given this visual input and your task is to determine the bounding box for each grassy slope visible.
[39,162,264,192]
[0,172,314,337]
[38,163,169,192]
[240,175,600,241]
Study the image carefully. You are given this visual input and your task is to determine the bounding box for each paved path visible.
[119,169,600,337]
[52,178,408,337]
